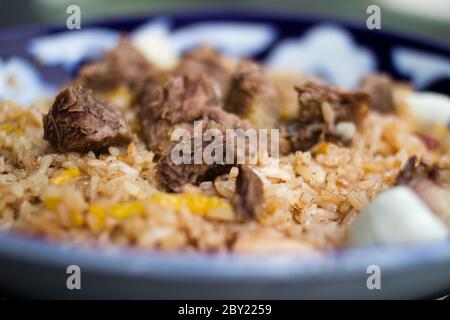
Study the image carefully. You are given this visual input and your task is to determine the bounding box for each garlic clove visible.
[347,186,448,246]
[405,92,450,126]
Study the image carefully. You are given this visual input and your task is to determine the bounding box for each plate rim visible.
[0,9,449,286]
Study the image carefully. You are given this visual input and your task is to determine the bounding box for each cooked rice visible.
[0,83,449,253]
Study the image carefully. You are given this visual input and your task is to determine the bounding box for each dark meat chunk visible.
[225,60,279,128]
[157,156,231,193]
[155,113,259,193]
[143,76,219,125]
[138,118,174,156]
[396,156,450,225]
[156,120,232,192]
[136,75,221,156]
[206,107,277,161]
[137,66,272,191]
[284,121,327,152]
[156,116,266,192]
[43,86,132,152]
[154,107,275,192]
[142,120,199,159]
[225,61,264,114]
[175,45,231,99]
[232,166,264,220]
[296,82,368,125]
[285,82,369,151]
[136,74,253,157]
[358,74,395,113]
[79,37,156,92]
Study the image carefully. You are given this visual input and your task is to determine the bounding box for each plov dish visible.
[1,36,450,253]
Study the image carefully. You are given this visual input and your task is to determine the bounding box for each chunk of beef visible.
[146,76,219,125]
[136,74,253,157]
[156,120,232,192]
[138,118,174,156]
[358,74,395,113]
[157,156,232,193]
[207,107,277,161]
[137,69,271,192]
[232,166,264,220]
[155,109,262,192]
[296,82,368,124]
[79,37,156,92]
[285,82,369,151]
[136,75,221,156]
[43,86,132,152]
[225,60,279,128]
[284,121,327,152]
[175,45,232,99]
[396,156,450,226]
[156,115,266,193]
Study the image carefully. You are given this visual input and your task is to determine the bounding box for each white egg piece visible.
[405,92,450,126]
[347,186,448,246]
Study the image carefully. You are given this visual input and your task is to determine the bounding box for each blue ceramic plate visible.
[0,10,449,299]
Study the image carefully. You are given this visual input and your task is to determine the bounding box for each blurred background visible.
[0,0,449,44]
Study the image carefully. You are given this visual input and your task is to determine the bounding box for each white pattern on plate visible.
[267,25,376,88]
[0,57,55,106]
[170,22,277,57]
[28,29,119,71]
[392,47,450,88]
